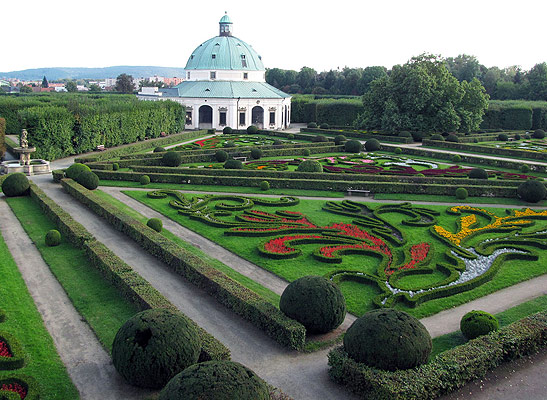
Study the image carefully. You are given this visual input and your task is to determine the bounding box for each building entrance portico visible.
[199,105,213,129]
[251,106,264,129]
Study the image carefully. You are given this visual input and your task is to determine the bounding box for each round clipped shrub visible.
[250,148,263,159]
[162,151,182,167]
[159,361,269,400]
[430,134,445,141]
[112,309,201,389]
[364,138,380,152]
[273,139,283,145]
[469,168,488,179]
[514,133,521,140]
[222,126,233,134]
[533,129,545,139]
[455,187,468,200]
[147,218,162,232]
[215,150,228,162]
[446,133,459,142]
[302,148,311,156]
[343,309,431,371]
[247,125,258,134]
[473,138,479,143]
[140,175,150,185]
[65,163,91,180]
[320,123,330,129]
[344,139,362,153]
[1,173,30,197]
[224,159,243,169]
[153,147,166,153]
[112,162,119,171]
[498,133,509,141]
[286,133,295,140]
[411,131,424,142]
[394,147,402,154]
[334,135,347,145]
[259,181,270,191]
[75,170,99,190]
[520,164,530,173]
[307,122,317,128]
[451,154,462,163]
[460,310,499,340]
[312,135,328,143]
[517,179,547,203]
[223,141,236,148]
[296,160,323,173]
[280,276,346,333]
[398,131,412,138]
[45,229,61,247]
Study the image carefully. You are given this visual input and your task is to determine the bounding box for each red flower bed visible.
[264,235,322,254]
[0,340,12,358]
[397,243,430,272]
[1,383,27,399]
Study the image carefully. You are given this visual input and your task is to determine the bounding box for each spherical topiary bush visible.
[159,361,269,400]
[533,129,545,139]
[312,135,328,143]
[430,134,445,141]
[455,187,468,200]
[514,133,521,140]
[280,276,346,333]
[498,133,509,141]
[247,125,258,134]
[451,154,462,163]
[147,218,162,232]
[296,160,323,173]
[446,133,459,142]
[320,123,330,129]
[153,147,166,153]
[344,139,362,153]
[307,122,317,128]
[65,163,91,180]
[1,173,30,197]
[223,141,236,148]
[162,151,182,167]
[112,309,201,389]
[394,147,402,154]
[364,139,380,152]
[259,181,270,191]
[215,150,228,162]
[140,175,150,185]
[222,126,233,134]
[517,179,547,203]
[520,164,530,173]
[469,168,488,179]
[343,308,431,371]
[334,135,347,145]
[75,170,99,190]
[411,132,424,142]
[112,162,119,171]
[460,310,499,340]
[250,148,263,159]
[224,159,243,169]
[302,148,311,156]
[45,229,61,247]
[398,131,412,138]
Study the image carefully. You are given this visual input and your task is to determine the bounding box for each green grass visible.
[0,227,79,399]
[373,192,547,206]
[124,191,547,319]
[6,196,140,353]
[430,295,547,359]
[93,189,281,307]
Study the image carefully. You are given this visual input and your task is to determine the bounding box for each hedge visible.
[480,101,547,130]
[290,97,364,125]
[328,311,547,400]
[0,375,40,400]
[61,179,307,350]
[0,117,5,159]
[27,182,229,362]
[422,139,547,161]
[301,128,413,144]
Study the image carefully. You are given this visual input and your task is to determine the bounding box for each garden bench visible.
[233,156,247,162]
[347,189,371,197]
[95,144,106,151]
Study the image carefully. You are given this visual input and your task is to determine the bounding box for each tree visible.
[65,81,78,92]
[41,76,49,88]
[298,67,317,93]
[20,86,33,93]
[88,83,102,92]
[526,62,547,100]
[139,79,165,89]
[115,73,135,93]
[445,54,483,82]
[357,66,388,94]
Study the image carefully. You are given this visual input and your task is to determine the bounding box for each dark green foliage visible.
[215,150,228,162]
[307,122,317,128]
[517,180,547,203]
[411,132,424,142]
[469,168,488,179]
[154,147,166,153]
[65,163,91,179]
[446,133,459,142]
[320,123,330,129]
[273,139,283,145]
[533,129,545,139]
[74,170,99,190]
[162,151,182,167]
[394,147,402,154]
[497,133,509,141]
[222,126,233,134]
[247,125,258,134]
[0,117,5,158]
[481,102,533,130]
[296,160,323,173]
[520,164,530,173]
[112,309,201,389]
[224,159,243,169]
[45,229,61,247]
[159,361,269,400]
[460,310,499,340]
[302,148,311,156]
[514,133,521,140]
[455,187,468,200]
[147,218,163,232]
[398,131,412,138]
[259,181,270,191]
[112,163,119,171]
[223,141,235,148]
[343,309,431,371]
[364,139,380,151]
[344,140,362,153]
[451,154,462,162]
[1,173,30,197]
[312,135,328,142]
[280,276,346,333]
[430,134,445,141]
[334,135,347,145]
[250,148,263,159]
[139,175,150,185]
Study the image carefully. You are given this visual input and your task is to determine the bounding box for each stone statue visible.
[20,129,28,148]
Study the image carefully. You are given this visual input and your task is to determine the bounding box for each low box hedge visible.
[328,310,547,400]
[61,178,307,350]
[301,128,414,144]
[0,375,40,400]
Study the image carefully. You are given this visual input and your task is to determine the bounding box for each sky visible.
[3,0,546,73]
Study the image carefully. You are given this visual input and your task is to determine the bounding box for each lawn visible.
[124,190,547,319]
[0,228,78,399]
[6,196,140,353]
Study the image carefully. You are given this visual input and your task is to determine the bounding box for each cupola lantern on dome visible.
[219,12,233,36]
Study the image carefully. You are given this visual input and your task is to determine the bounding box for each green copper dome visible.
[219,13,232,24]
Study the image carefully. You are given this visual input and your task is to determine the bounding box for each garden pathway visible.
[0,195,149,400]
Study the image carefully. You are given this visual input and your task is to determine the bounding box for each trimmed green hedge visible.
[301,128,414,144]
[61,179,307,350]
[328,311,547,400]
[0,117,5,158]
[0,375,40,400]
[0,332,25,370]
[481,101,547,130]
[422,139,547,161]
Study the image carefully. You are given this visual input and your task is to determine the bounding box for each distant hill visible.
[0,66,186,80]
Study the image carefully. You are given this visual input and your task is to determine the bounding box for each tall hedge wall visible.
[290,97,364,126]
[481,101,547,130]
[0,117,5,159]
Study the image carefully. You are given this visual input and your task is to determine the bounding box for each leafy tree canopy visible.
[115,73,135,93]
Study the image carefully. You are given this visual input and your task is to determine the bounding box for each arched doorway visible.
[199,105,213,129]
[251,106,264,129]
